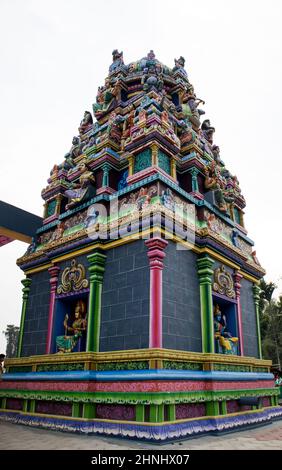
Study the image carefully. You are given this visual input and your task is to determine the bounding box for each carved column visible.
[233,271,244,356]
[102,163,110,187]
[145,237,168,348]
[170,158,177,180]
[190,167,199,193]
[128,154,134,176]
[151,144,158,166]
[17,278,32,357]
[86,251,107,352]
[197,256,215,353]
[46,266,60,354]
[253,284,263,359]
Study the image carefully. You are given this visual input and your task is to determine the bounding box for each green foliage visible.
[259,280,282,369]
[2,324,20,358]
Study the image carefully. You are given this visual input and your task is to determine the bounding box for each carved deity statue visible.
[173,56,188,77]
[109,49,124,73]
[64,164,96,210]
[213,304,238,354]
[78,111,93,135]
[93,78,119,117]
[201,119,215,144]
[56,300,87,353]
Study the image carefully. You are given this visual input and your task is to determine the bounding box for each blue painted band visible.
[2,369,274,382]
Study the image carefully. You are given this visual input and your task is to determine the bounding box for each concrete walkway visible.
[0,420,282,450]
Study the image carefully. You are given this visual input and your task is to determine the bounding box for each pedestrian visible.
[0,353,5,376]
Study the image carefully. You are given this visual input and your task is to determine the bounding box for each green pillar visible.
[72,402,80,418]
[30,400,36,413]
[158,404,164,422]
[86,251,106,352]
[206,401,219,416]
[221,401,227,415]
[168,404,176,421]
[102,163,110,187]
[253,284,262,359]
[189,167,199,193]
[23,399,28,413]
[149,404,158,423]
[83,403,95,419]
[1,398,7,409]
[136,404,145,422]
[197,256,215,353]
[17,278,32,357]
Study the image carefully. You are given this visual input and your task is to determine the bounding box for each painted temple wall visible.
[100,240,150,351]
[162,241,202,352]
[21,270,50,356]
[240,278,259,358]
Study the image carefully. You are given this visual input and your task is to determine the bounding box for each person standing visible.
[0,354,5,376]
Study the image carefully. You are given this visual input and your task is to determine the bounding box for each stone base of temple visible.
[0,350,280,441]
[0,407,282,442]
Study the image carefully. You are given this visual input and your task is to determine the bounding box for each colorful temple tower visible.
[1,51,281,441]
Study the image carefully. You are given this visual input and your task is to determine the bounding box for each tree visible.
[262,298,282,369]
[2,324,20,358]
[259,279,277,341]
[258,279,282,368]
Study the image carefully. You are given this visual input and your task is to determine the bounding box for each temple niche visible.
[0,50,280,441]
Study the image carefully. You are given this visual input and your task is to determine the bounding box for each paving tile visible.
[0,421,282,450]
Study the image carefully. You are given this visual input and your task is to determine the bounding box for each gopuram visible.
[1,50,281,441]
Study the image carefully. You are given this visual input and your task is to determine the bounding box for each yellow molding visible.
[25,263,53,275]
[23,226,261,283]
[0,226,31,244]
[5,348,272,368]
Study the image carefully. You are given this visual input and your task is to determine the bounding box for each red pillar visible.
[46,265,60,354]
[234,271,244,356]
[145,237,168,348]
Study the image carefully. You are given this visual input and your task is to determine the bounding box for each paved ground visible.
[0,420,282,450]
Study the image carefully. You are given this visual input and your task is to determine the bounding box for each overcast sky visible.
[1,0,282,353]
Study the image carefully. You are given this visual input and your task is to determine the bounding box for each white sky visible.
[1,0,282,353]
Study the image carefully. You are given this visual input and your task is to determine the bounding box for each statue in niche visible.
[64,163,96,210]
[56,300,87,353]
[78,111,93,135]
[213,304,238,354]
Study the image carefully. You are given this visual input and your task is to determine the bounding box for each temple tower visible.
[0,51,280,440]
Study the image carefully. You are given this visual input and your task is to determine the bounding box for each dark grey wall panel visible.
[162,241,202,352]
[240,278,259,358]
[21,270,50,356]
[100,239,150,351]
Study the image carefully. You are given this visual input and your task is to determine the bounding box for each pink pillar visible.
[234,271,244,356]
[145,237,168,348]
[46,265,60,354]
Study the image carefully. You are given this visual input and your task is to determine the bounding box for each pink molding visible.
[96,187,116,195]
[145,237,168,348]
[127,166,178,186]
[46,266,60,354]
[234,271,244,356]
